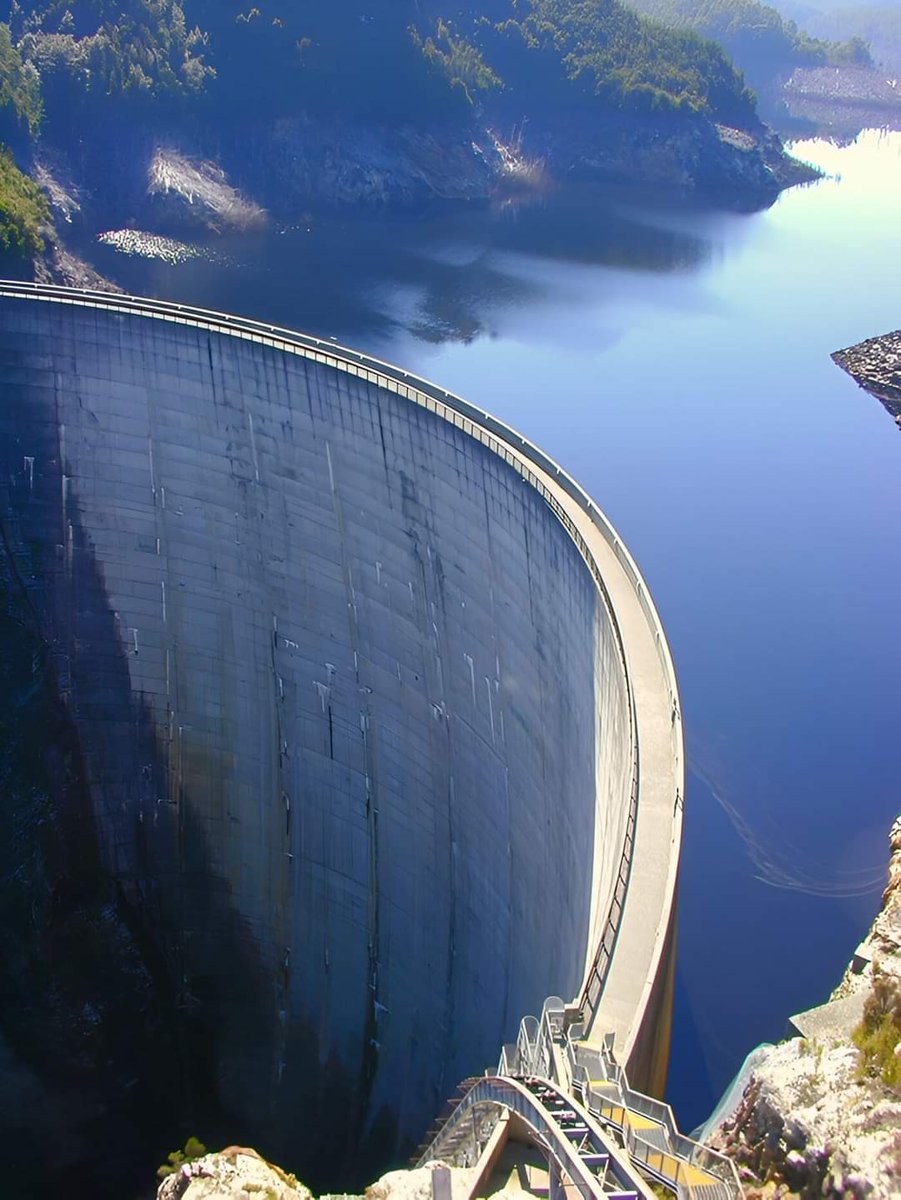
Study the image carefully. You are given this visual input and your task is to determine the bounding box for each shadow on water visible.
[83,182,715,348]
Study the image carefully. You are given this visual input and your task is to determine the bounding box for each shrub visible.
[852,968,901,1090]
[0,144,48,255]
[157,1136,208,1179]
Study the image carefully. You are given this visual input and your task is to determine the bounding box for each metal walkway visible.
[417,1073,654,1200]
[417,999,741,1200]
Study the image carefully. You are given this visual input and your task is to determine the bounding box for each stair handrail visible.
[534,996,567,1082]
[568,1033,741,1196]
[497,1043,520,1076]
[516,1014,540,1073]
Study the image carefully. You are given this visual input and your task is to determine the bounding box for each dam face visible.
[0,286,679,1196]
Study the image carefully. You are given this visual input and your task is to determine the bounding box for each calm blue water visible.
[90,129,901,1131]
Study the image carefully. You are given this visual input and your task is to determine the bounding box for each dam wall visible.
[0,284,681,1193]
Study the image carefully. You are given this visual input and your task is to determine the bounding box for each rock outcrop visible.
[27,110,814,257]
[147,149,268,232]
[253,114,809,214]
[157,1148,313,1200]
[833,332,901,428]
[33,236,122,291]
[155,1153,471,1200]
[706,816,901,1198]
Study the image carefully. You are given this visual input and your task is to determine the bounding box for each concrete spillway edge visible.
[0,279,684,1091]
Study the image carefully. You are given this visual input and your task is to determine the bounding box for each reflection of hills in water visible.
[473,186,712,272]
[408,259,532,345]
[400,191,711,343]
[80,183,713,348]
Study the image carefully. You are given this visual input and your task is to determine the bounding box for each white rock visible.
[157,1149,312,1200]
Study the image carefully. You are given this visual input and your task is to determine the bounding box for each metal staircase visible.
[416,997,741,1200]
[414,1077,482,1164]
[564,1026,740,1200]
[417,1073,652,1200]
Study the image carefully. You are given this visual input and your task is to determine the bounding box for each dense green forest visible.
[0,0,759,128]
[0,20,40,134]
[424,0,758,122]
[626,0,870,95]
[2,1,472,125]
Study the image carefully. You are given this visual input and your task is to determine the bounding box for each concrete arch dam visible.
[0,283,682,1195]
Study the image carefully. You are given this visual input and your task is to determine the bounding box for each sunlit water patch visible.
[97,229,231,266]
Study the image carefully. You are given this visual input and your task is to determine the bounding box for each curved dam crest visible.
[0,284,681,1197]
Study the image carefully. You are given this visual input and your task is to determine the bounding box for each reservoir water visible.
[86,129,901,1132]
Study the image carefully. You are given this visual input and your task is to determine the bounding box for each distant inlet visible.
[0,282,682,1192]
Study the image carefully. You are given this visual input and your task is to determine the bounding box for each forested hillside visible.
[625,0,870,97]
[421,0,758,122]
[1,0,758,126]
[0,1,813,261]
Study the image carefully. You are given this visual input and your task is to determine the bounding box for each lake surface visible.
[88,129,901,1132]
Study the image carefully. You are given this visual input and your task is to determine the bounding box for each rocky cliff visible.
[157,1148,313,1200]
[32,113,803,232]
[833,332,901,430]
[706,816,901,1199]
[155,1148,468,1200]
[19,111,812,288]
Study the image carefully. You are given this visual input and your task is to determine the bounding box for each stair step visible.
[578,1153,609,1167]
